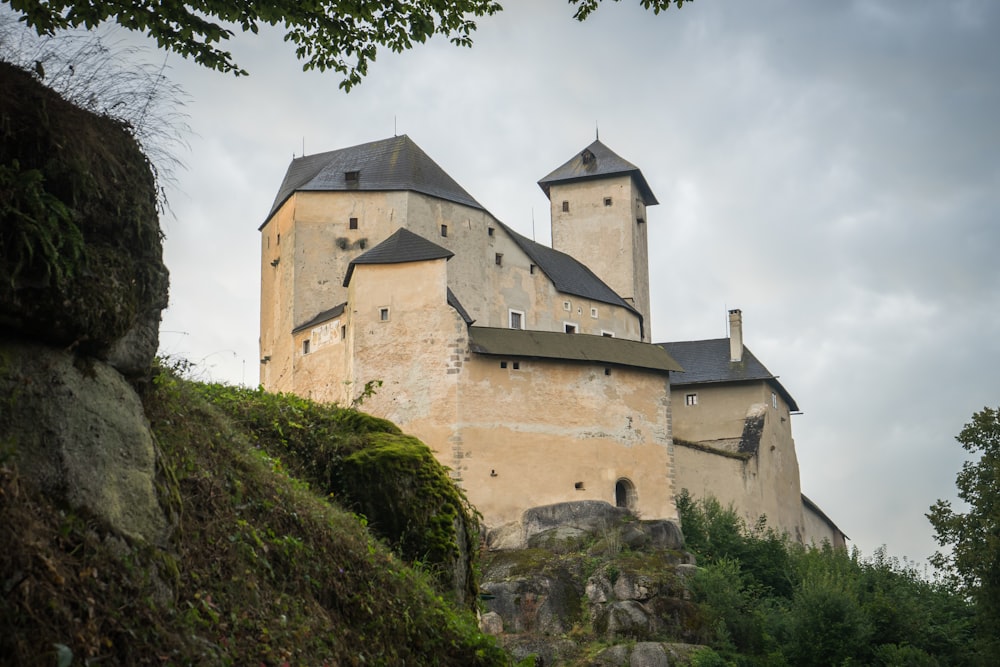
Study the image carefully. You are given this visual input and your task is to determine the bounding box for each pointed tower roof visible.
[263,135,484,227]
[343,228,453,286]
[537,139,658,205]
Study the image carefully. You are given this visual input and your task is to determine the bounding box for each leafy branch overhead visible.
[7,0,691,90]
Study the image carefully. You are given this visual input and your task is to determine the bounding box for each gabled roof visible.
[657,338,799,412]
[537,139,658,205]
[263,135,484,226]
[343,228,453,286]
[292,302,347,334]
[496,221,639,317]
[469,327,682,373]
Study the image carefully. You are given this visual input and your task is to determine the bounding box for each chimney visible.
[729,309,743,363]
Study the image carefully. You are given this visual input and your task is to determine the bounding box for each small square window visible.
[495,253,503,266]
[636,217,645,224]
[345,170,359,182]
[512,362,520,370]
[562,201,570,212]
[488,227,495,237]
[379,307,390,322]
[349,217,358,230]
[500,361,508,369]
[604,368,611,376]
[509,310,523,330]
[440,224,448,237]
[563,301,571,311]
[591,307,598,318]
[604,197,612,206]
[574,481,585,490]
[685,393,698,406]
[302,339,310,354]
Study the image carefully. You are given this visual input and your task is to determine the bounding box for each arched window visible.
[615,478,637,510]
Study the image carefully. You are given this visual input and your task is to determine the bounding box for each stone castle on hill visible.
[258,135,846,548]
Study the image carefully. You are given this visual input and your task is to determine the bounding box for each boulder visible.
[0,61,168,375]
[0,338,168,544]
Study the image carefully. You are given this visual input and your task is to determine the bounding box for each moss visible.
[0,61,167,355]
[338,431,480,604]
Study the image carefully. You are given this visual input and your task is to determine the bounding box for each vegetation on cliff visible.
[0,363,508,666]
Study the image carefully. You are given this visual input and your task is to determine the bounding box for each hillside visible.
[0,361,509,665]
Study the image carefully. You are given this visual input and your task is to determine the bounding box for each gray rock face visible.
[523,500,632,542]
[606,600,652,638]
[482,572,581,635]
[0,339,168,544]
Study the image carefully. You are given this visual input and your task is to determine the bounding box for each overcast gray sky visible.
[130,0,1000,569]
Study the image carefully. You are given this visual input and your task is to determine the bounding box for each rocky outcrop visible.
[0,60,168,375]
[480,501,703,666]
[0,60,169,543]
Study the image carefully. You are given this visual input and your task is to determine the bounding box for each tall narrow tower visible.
[538,140,658,341]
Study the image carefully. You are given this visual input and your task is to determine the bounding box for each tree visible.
[928,406,1000,648]
[5,0,691,90]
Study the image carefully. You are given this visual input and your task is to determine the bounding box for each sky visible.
[29,1,1000,569]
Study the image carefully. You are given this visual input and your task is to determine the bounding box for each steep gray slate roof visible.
[658,338,799,411]
[497,221,639,317]
[263,135,484,226]
[343,228,453,286]
[470,326,682,373]
[537,139,658,205]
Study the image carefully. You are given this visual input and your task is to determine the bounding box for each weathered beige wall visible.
[344,258,465,454]
[259,196,298,391]
[453,357,676,528]
[673,382,809,542]
[548,174,651,340]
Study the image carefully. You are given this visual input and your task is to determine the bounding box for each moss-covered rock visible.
[0,61,167,372]
[337,432,480,606]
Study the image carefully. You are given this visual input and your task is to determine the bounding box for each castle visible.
[258,135,846,548]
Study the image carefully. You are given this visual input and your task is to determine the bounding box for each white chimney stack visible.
[729,309,743,363]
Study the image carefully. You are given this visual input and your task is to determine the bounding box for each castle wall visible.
[672,382,810,543]
[453,357,676,528]
[259,197,299,391]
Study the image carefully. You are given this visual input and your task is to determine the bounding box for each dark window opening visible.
[345,170,359,182]
[685,393,698,406]
[488,227,495,236]
[565,323,577,334]
[604,368,611,376]
[604,197,613,206]
[574,481,585,490]
[615,478,637,510]
[440,224,448,237]
[495,253,503,266]
[562,200,570,213]
[349,217,358,230]
[340,325,346,340]
[302,340,310,354]
[636,217,645,224]
[512,361,520,370]
[379,307,390,321]
[500,361,508,369]
[581,149,595,164]
[277,233,281,245]
[530,264,536,274]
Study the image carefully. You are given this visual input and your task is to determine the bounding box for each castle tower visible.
[538,140,657,342]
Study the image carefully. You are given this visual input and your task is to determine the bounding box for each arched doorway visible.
[615,478,637,510]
